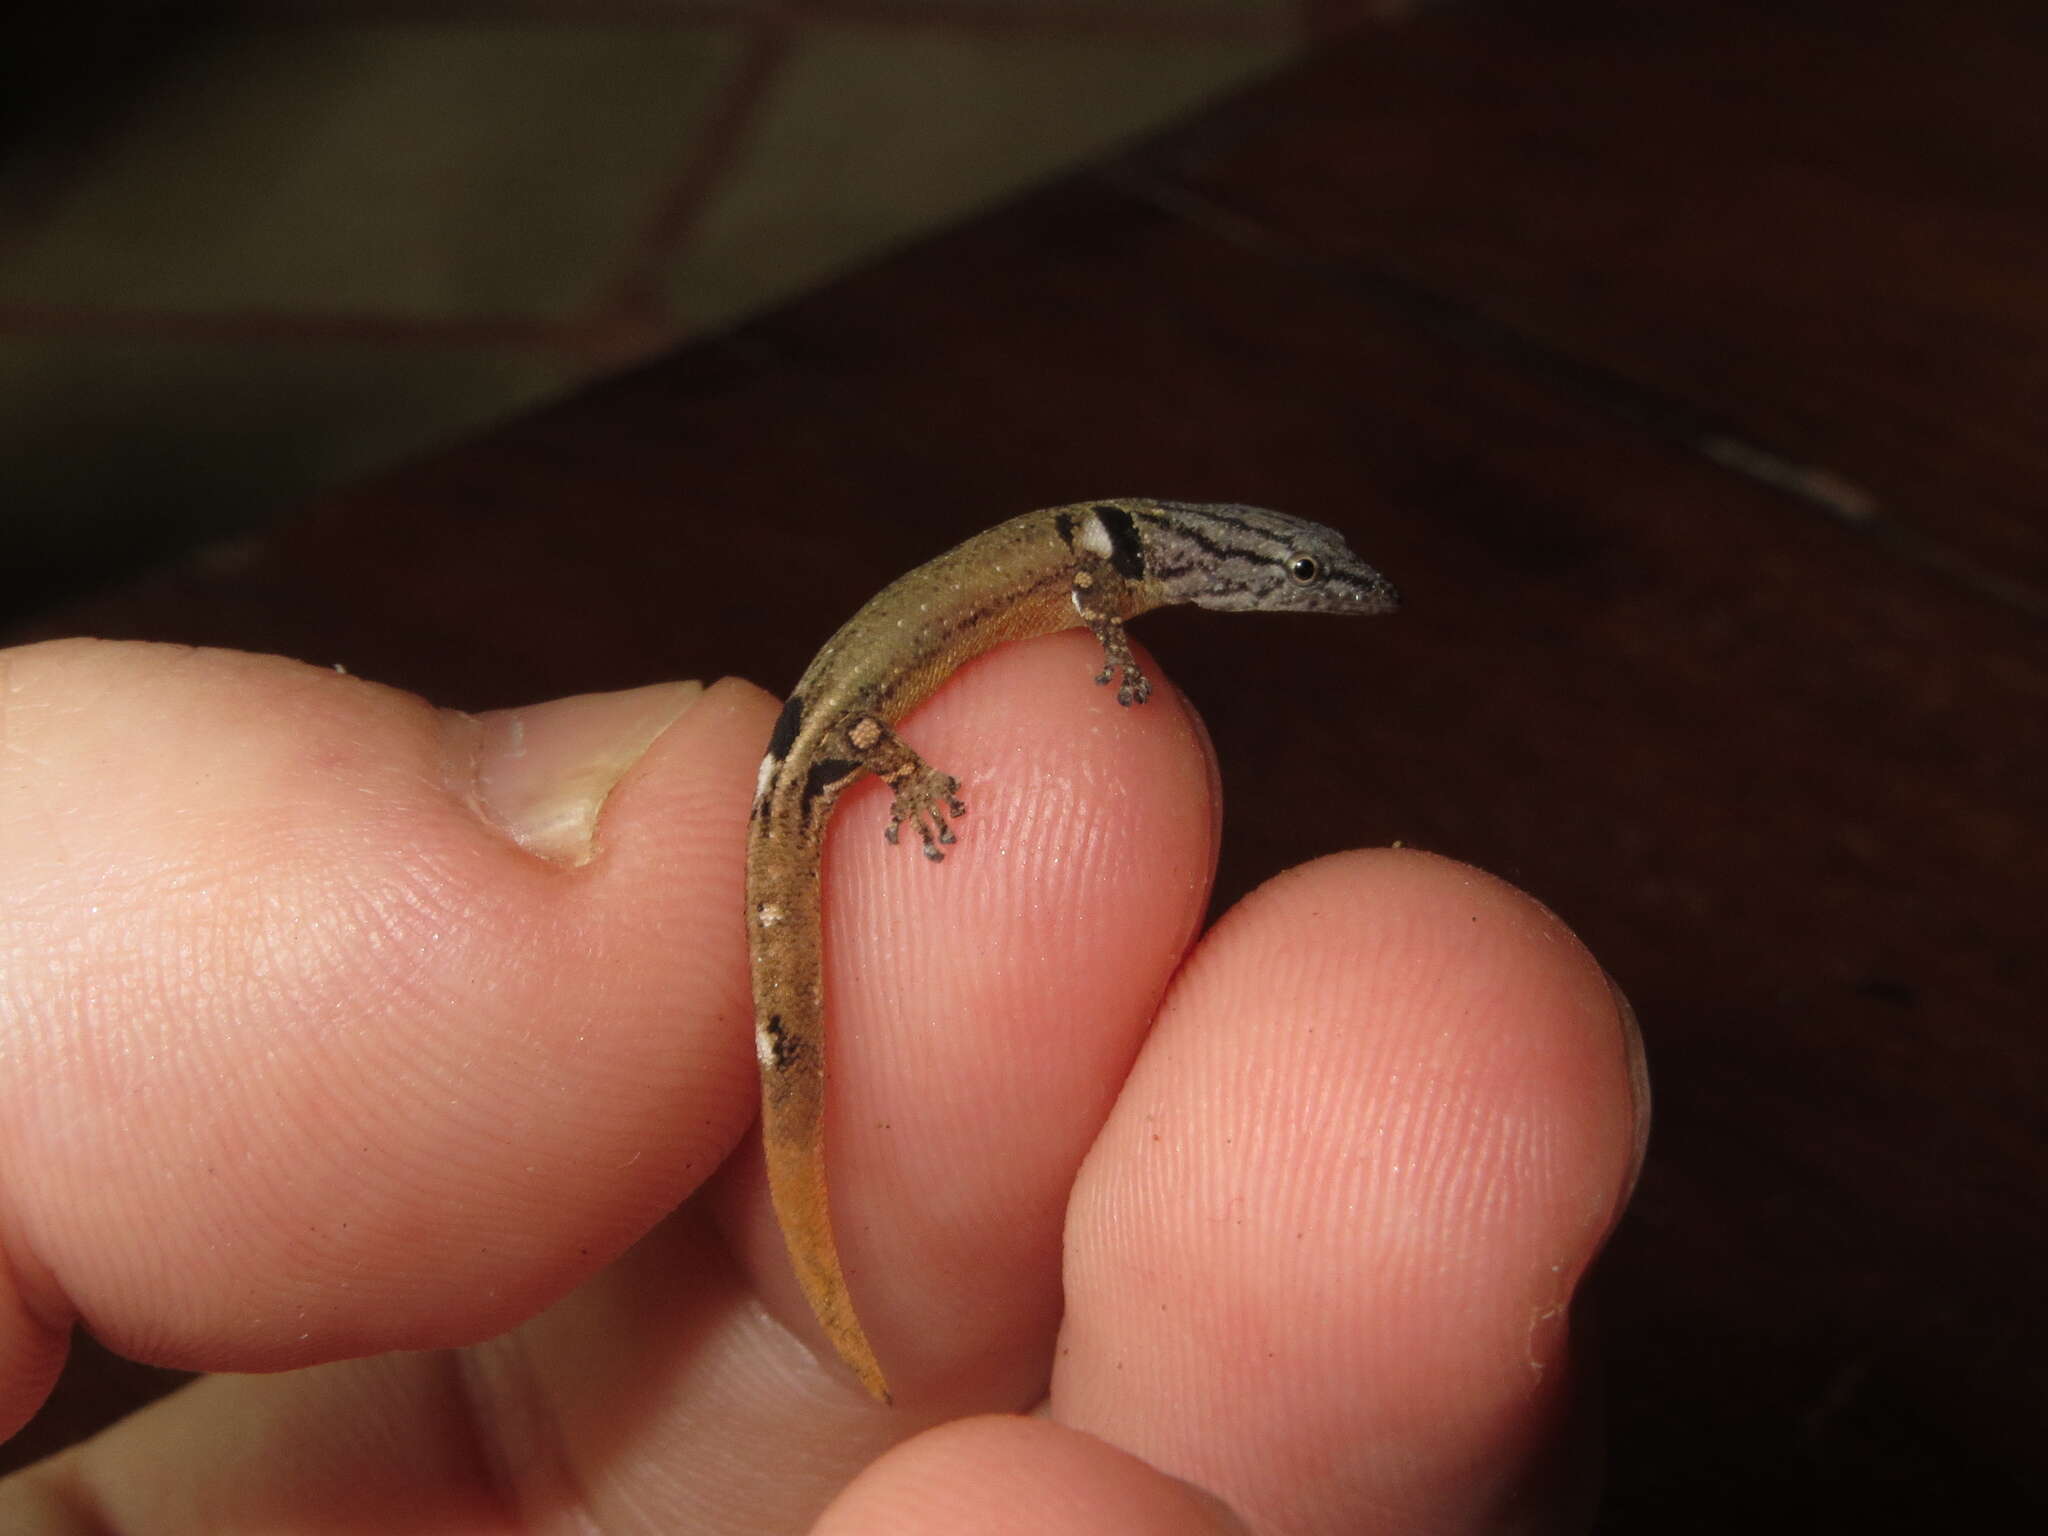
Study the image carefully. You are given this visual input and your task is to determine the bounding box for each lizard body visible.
[747,498,1398,1402]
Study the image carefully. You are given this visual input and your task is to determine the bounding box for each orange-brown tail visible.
[748,818,891,1403]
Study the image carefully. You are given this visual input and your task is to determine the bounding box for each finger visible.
[12,1344,507,1533]
[15,1369,1252,1536]
[715,630,1222,1411]
[0,640,773,1428]
[7,633,1228,1533]
[817,1415,1250,1536]
[1056,850,1646,1532]
[6,1211,800,1535]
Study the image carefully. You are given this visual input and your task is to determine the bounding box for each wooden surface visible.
[8,0,2043,1525]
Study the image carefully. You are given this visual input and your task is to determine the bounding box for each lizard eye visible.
[1287,555,1322,584]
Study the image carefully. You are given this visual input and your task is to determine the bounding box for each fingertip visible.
[818,1415,1249,1536]
[0,1257,68,1444]
[1058,845,1640,1529]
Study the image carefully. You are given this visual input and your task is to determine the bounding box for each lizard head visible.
[1112,499,1401,617]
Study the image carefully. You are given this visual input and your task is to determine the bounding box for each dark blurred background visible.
[0,0,1361,629]
[2,1,2042,1530]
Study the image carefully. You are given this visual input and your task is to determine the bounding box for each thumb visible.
[0,640,772,1440]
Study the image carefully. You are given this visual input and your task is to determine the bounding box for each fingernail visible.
[1606,971,1652,1203]
[458,681,704,865]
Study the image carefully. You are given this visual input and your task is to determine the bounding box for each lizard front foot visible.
[1093,657,1152,707]
[883,768,966,860]
[1079,602,1153,706]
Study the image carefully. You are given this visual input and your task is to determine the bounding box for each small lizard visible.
[747,498,1399,1402]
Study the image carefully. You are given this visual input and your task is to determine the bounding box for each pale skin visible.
[0,637,1646,1534]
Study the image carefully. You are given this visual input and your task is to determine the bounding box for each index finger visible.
[717,629,1223,1412]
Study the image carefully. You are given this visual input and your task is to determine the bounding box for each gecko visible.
[747,497,1399,1403]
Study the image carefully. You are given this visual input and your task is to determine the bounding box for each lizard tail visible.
[762,1100,891,1403]
[749,842,893,1404]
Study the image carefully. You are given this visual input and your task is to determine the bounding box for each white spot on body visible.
[755,1021,778,1069]
[754,753,779,803]
[757,903,784,928]
[1079,512,1115,559]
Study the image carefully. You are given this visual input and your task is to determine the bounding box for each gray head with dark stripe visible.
[1100,498,1401,617]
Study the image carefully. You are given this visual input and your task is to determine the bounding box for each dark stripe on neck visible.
[1092,504,1147,579]
[767,692,806,760]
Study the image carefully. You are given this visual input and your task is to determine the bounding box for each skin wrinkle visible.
[438,707,490,844]
[453,1332,593,1535]
[0,1207,68,1352]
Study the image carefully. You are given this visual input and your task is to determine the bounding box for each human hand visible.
[0,635,1645,1533]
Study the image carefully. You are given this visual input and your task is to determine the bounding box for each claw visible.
[886,766,966,863]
